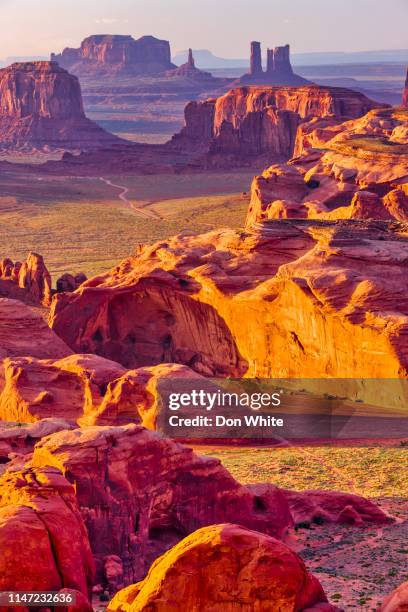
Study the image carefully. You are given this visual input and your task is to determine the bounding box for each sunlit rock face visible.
[107,523,336,612]
[0,61,122,149]
[50,218,408,380]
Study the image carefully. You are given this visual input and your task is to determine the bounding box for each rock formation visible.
[107,524,335,611]
[0,298,71,360]
[32,425,293,588]
[166,48,215,81]
[241,42,310,86]
[381,581,408,611]
[52,35,176,76]
[0,353,201,427]
[0,464,94,608]
[56,272,87,293]
[173,85,384,161]
[49,216,408,380]
[403,67,408,107]
[250,41,263,76]
[0,61,122,150]
[283,489,391,526]
[247,107,408,224]
[0,252,51,305]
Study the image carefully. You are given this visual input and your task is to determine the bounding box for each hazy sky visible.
[0,0,407,59]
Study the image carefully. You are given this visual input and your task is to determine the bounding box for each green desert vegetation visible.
[0,171,253,281]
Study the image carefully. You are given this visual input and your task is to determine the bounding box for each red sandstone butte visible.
[0,61,122,150]
[107,524,336,611]
[173,85,383,160]
[51,34,175,76]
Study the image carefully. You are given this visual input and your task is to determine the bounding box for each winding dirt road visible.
[99,177,161,219]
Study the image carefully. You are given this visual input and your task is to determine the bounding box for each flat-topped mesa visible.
[403,67,408,107]
[0,61,122,150]
[166,48,215,81]
[173,85,383,160]
[241,42,309,86]
[52,34,176,76]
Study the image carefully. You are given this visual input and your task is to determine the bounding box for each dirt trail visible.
[99,177,161,219]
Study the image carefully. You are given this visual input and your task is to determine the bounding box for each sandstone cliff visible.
[52,35,175,76]
[49,219,408,380]
[0,61,122,150]
[247,107,408,224]
[173,85,384,161]
[32,424,293,588]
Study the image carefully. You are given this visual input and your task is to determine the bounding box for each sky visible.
[0,0,407,60]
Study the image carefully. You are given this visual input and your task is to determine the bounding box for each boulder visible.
[107,524,336,611]
[282,489,392,526]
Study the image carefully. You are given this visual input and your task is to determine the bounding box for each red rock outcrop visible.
[0,252,52,305]
[283,489,391,526]
[0,352,200,427]
[381,581,408,611]
[403,68,408,107]
[32,425,293,588]
[0,419,74,463]
[52,35,175,76]
[107,524,335,612]
[0,298,72,360]
[166,48,215,81]
[247,107,408,224]
[241,42,310,86]
[49,219,408,380]
[0,464,94,608]
[56,272,87,293]
[174,85,384,160]
[0,61,122,150]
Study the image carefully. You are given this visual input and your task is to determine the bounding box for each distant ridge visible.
[173,48,408,69]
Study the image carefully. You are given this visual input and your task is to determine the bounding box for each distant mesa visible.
[166,48,216,81]
[51,34,176,76]
[403,66,408,106]
[0,61,123,150]
[240,41,310,86]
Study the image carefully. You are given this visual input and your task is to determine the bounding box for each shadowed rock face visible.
[403,68,408,107]
[106,524,335,612]
[174,85,384,160]
[52,34,175,76]
[0,61,123,150]
[0,298,72,360]
[32,425,293,588]
[50,219,408,379]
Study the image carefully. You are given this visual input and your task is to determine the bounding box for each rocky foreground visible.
[0,71,407,610]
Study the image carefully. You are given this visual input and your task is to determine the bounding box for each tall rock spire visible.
[187,48,195,68]
[250,41,263,75]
